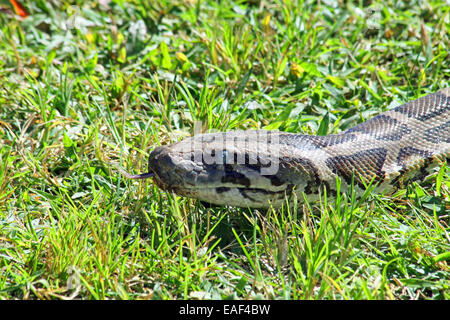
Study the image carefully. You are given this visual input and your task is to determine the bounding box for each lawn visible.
[0,0,449,300]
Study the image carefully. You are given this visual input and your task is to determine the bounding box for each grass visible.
[0,0,449,300]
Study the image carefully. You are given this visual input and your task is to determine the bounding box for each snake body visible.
[124,88,450,208]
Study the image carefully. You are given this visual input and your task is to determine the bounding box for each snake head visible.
[147,131,314,208]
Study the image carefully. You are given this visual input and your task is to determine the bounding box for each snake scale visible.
[122,88,450,208]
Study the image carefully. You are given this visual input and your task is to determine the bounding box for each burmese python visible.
[121,88,450,208]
